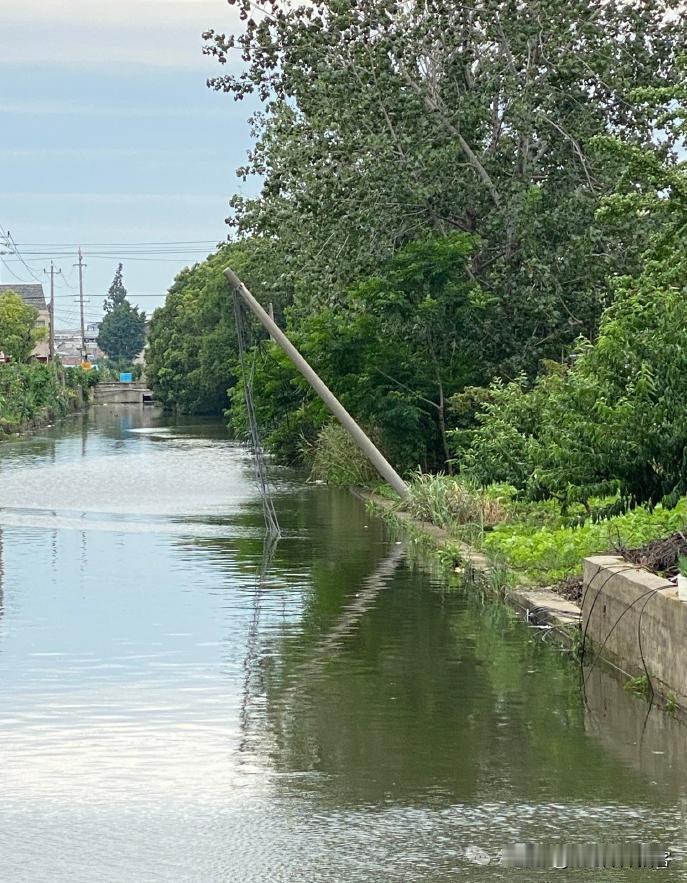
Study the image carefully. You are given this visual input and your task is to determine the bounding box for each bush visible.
[485,498,687,582]
[307,422,377,487]
[402,472,508,532]
[0,363,84,432]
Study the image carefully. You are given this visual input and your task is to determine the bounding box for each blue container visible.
[119,372,133,383]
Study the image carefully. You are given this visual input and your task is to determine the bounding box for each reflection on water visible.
[0,406,685,881]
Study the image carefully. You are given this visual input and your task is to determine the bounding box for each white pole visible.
[225,268,409,499]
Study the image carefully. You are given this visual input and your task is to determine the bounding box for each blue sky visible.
[0,0,256,329]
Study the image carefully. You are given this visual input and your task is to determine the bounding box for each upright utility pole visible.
[75,248,86,361]
[45,261,61,361]
[225,267,410,499]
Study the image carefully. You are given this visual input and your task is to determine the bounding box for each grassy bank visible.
[370,473,687,591]
[0,363,95,435]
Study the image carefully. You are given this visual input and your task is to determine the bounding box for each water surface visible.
[0,406,685,881]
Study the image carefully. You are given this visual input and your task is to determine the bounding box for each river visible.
[0,405,685,881]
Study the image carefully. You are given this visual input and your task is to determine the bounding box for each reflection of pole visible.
[224,268,409,498]
[289,543,404,692]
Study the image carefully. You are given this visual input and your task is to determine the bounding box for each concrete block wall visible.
[583,555,687,707]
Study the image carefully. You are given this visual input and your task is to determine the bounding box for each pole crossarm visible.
[224,268,409,499]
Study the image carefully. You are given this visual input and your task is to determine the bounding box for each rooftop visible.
[0,283,48,311]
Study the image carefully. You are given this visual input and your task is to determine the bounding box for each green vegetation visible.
[307,423,376,488]
[146,239,288,415]
[0,290,46,362]
[146,3,687,586]
[624,674,651,700]
[97,264,146,364]
[402,472,506,533]
[386,473,687,584]
[484,498,687,584]
[0,363,93,434]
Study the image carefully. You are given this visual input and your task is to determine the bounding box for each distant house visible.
[0,283,50,361]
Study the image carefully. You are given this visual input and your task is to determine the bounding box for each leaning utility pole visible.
[225,267,410,499]
[75,248,86,361]
[45,261,61,361]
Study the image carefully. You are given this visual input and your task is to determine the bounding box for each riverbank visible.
[0,363,94,437]
[358,489,582,647]
[361,487,687,718]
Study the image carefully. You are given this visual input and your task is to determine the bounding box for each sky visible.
[0,0,257,330]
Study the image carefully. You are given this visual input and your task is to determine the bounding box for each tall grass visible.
[402,471,507,534]
[307,421,377,487]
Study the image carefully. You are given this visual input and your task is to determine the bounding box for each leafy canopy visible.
[205,0,683,375]
[461,82,687,510]
[0,291,45,362]
[97,265,146,363]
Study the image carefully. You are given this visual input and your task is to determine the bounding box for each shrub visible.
[402,471,508,532]
[307,421,377,487]
[485,498,687,582]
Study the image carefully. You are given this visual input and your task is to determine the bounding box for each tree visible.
[229,234,488,471]
[98,300,146,362]
[97,303,146,363]
[97,265,146,362]
[0,291,45,362]
[146,238,290,414]
[204,0,683,376]
[461,82,687,510]
[103,263,127,312]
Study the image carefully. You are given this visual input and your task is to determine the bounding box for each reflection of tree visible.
[185,482,667,809]
[257,570,664,807]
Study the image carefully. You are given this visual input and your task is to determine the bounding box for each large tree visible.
[97,265,146,363]
[146,238,290,414]
[204,0,683,376]
[0,291,44,362]
[103,262,128,311]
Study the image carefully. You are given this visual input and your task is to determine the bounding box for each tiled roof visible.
[0,283,47,311]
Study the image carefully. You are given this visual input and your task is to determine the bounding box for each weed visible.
[665,694,678,716]
[624,674,651,699]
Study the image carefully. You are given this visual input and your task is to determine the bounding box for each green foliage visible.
[103,263,127,311]
[0,291,44,362]
[147,238,289,416]
[461,84,687,511]
[402,472,507,532]
[205,0,680,377]
[0,363,85,432]
[624,674,651,699]
[678,556,687,578]
[484,498,687,583]
[307,421,376,487]
[97,265,146,362]
[97,302,146,362]
[231,233,487,470]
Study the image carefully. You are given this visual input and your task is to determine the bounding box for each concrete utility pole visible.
[75,248,86,361]
[224,267,410,499]
[45,261,61,361]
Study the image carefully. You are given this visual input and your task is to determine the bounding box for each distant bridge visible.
[92,382,155,406]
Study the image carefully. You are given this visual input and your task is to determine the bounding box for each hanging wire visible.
[233,290,281,537]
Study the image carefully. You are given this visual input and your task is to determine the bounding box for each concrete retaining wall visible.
[93,383,153,406]
[583,555,686,707]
